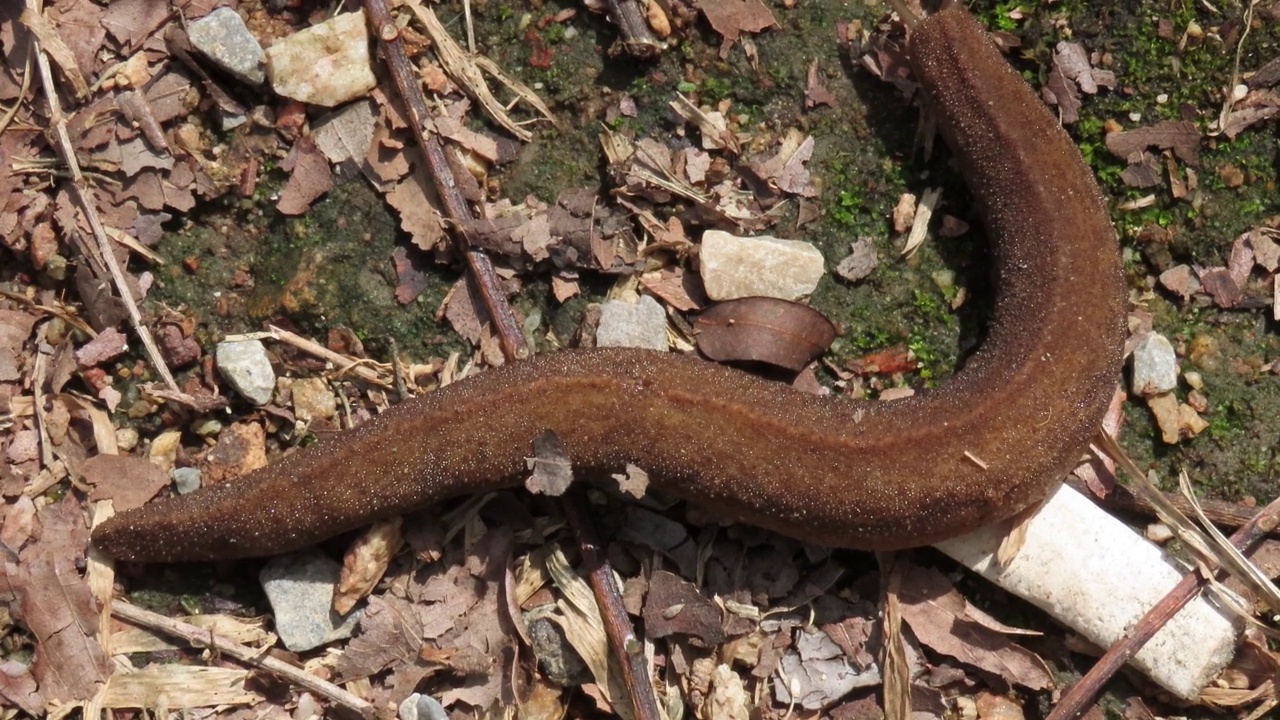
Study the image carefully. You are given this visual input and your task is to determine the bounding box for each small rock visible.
[155,323,202,368]
[974,691,1025,720]
[115,427,139,452]
[1146,391,1209,444]
[260,552,363,652]
[266,12,377,107]
[216,339,276,405]
[74,327,130,368]
[595,295,668,350]
[699,230,824,301]
[526,615,591,686]
[187,7,267,86]
[1183,370,1204,390]
[834,238,878,283]
[191,417,224,437]
[1131,332,1178,396]
[172,467,202,495]
[879,387,915,401]
[954,696,979,720]
[291,377,338,422]
[398,694,449,720]
[1145,522,1174,543]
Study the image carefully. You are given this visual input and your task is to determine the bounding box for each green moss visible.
[151,182,465,360]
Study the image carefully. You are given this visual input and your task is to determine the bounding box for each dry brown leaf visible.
[640,266,706,312]
[1120,150,1162,188]
[696,297,835,372]
[0,495,37,553]
[1105,120,1201,165]
[441,276,484,344]
[10,496,111,705]
[697,0,778,56]
[385,166,446,251]
[392,245,431,305]
[277,137,335,216]
[99,665,261,710]
[551,272,580,302]
[0,309,37,382]
[1247,228,1280,272]
[835,238,878,283]
[83,454,169,512]
[335,593,428,681]
[20,6,93,100]
[101,0,172,49]
[610,463,649,499]
[74,326,129,368]
[643,571,725,646]
[805,60,836,109]
[1197,266,1243,308]
[897,563,1053,690]
[1158,264,1198,301]
[524,429,574,497]
[0,660,44,716]
[618,506,699,578]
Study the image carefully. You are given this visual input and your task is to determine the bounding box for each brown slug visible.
[92,3,1125,562]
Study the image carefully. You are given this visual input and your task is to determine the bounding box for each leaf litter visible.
[2,0,1279,719]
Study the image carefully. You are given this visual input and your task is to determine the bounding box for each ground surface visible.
[1,0,1279,717]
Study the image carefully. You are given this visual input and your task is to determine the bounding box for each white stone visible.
[596,295,667,350]
[699,230,824,301]
[266,12,377,107]
[1131,332,1178,397]
[216,339,276,405]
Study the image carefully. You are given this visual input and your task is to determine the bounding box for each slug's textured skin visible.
[92,4,1125,563]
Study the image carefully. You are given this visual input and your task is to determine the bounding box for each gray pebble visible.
[1132,332,1178,397]
[259,552,362,652]
[187,8,266,86]
[216,339,276,405]
[595,295,667,350]
[172,467,202,495]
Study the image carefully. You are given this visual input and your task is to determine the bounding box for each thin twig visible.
[1046,491,1280,720]
[263,324,394,388]
[26,0,180,394]
[31,325,54,470]
[1097,431,1280,613]
[462,0,476,53]
[1065,475,1280,536]
[562,487,663,720]
[363,0,528,361]
[109,601,376,719]
[0,32,33,134]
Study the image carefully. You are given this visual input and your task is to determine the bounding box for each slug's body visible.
[93,5,1125,563]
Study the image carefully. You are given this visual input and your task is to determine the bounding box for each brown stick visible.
[363,0,528,361]
[562,487,663,720]
[1066,475,1277,535]
[1046,492,1280,720]
[603,0,664,58]
[110,601,376,719]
